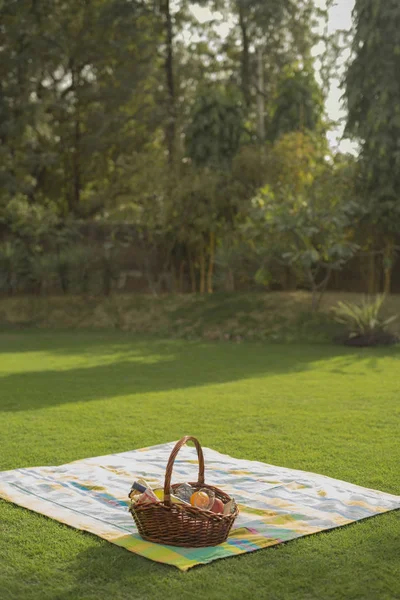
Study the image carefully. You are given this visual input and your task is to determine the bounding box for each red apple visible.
[211,498,224,513]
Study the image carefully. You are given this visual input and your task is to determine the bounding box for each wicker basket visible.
[129,436,238,547]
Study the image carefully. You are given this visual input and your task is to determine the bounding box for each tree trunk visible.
[207,232,216,294]
[368,253,377,294]
[188,249,196,293]
[383,239,394,295]
[308,271,319,311]
[311,288,319,311]
[163,0,176,165]
[256,47,265,142]
[69,65,81,215]
[72,115,81,214]
[384,266,392,295]
[237,1,250,107]
[224,269,235,292]
[280,267,293,291]
[179,260,185,293]
[199,250,206,294]
[309,267,331,311]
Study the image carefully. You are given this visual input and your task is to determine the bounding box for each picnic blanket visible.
[0,441,399,571]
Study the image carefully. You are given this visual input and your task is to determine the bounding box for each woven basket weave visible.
[129,436,238,547]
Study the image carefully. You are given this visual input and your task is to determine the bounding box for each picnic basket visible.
[129,436,238,547]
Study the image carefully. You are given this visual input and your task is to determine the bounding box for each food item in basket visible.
[190,491,209,508]
[174,483,195,503]
[153,488,189,504]
[223,499,235,515]
[210,498,224,513]
[131,481,159,504]
[129,479,150,501]
[129,480,189,505]
[190,489,215,510]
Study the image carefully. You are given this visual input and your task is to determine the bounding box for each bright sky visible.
[324,0,355,152]
[191,0,356,153]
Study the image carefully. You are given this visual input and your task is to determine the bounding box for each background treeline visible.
[1,0,400,304]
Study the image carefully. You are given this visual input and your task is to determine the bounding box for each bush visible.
[28,254,59,294]
[54,246,99,294]
[331,295,398,346]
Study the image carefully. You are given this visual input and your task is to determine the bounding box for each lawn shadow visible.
[0,337,348,413]
[0,331,398,413]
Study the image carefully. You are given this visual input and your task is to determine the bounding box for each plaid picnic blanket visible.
[1,441,399,571]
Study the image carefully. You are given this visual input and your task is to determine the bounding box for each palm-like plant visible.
[331,295,397,338]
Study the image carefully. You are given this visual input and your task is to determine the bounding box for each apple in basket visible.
[211,498,224,514]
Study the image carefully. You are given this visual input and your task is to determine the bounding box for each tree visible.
[0,0,160,217]
[265,130,327,194]
[233,0,315,109]
[185,86,243,169]
[0,0,350,299]
[194,0,319,137]
[345,0,400,293]
[244,134,359,308]
[270,65,324,141]
[180,85,244,292]
[160,0,178,165]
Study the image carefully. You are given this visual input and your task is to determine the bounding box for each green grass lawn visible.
[0,331,399,600]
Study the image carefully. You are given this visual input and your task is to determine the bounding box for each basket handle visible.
[163,436,205,506]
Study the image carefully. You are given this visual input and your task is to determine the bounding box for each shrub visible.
[28,254,59,294]
[331,295,398,346]
[54,246,99,294]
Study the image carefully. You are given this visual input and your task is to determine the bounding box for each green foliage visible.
[270,65,325,140]
[264,131,327,192]
[185,87,243,168]
[0,0,371,297]
[0,199,73,293]
[345,0,400,233]
[249,185,357,296]
[0,198,110,295]
[2,198,60,244]
[244,134,360,306]
[231,145,268,195]
[214,235,255,291]
[61,246,97,294]
[0,0,160,216]
[234,0,320,117]
[331,295,397,337]
[0,242,22,294]
[45,245,100,295]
